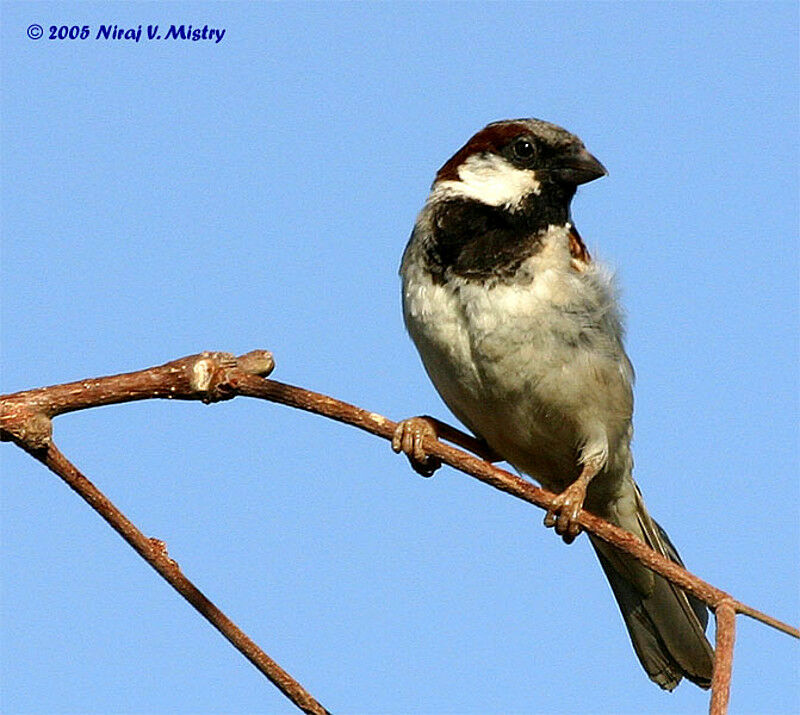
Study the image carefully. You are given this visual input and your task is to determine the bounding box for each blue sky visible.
[1,2,797,713]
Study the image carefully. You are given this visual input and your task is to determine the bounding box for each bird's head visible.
[432,118,606,211]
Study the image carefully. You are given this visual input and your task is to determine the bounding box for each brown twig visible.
[710,600,737,715]
[43,443,328,715]
[230,374,799,640]
[1,350,276,438]
[2,352,329,715]
[2,350,798,714]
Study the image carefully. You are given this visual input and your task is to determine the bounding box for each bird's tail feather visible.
[589,485,714,691]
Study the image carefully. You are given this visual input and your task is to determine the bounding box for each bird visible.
[393,118,714,690]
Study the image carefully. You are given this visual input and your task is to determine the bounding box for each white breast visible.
[401,225,634,491]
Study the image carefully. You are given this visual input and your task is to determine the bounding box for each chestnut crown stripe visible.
[436,121,534,183]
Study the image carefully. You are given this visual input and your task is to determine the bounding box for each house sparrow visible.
[394,118,714,690]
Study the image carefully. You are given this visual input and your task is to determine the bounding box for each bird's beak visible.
[552,147,607,185]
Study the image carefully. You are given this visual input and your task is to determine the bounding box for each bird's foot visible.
[391,416,442,477]
[544,456,605,544]
[543,480,588,544]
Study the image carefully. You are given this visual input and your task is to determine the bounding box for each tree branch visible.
[230,373,798,639]
[710,600,737,715]
[2,350,797,714]
[2,351,329,715]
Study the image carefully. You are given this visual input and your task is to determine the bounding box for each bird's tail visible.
[589,483,714,690]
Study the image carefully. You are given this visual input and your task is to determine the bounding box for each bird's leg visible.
[544,455,604,544]
[391,416,442,477]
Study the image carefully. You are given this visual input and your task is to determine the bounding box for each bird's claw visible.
[544,481,588,544]
[392,417,442,477]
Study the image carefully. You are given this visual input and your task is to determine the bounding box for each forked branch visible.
[2,350,797,715]
[1,351,328,715]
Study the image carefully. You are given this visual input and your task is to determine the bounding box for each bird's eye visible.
[512,138,536,160]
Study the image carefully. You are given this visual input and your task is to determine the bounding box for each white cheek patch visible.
[433,153,541,208]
